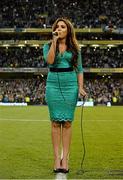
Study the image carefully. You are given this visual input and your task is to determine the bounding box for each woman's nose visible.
[57,27,62,31]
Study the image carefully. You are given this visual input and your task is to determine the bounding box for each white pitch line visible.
[55,173,67,180]
[0,118,48,122]
[0,118,122,122]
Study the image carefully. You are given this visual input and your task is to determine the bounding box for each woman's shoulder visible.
[43,42,51,58]
[43,43,49,49]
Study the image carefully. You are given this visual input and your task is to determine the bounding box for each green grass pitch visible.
[0,106,123,179]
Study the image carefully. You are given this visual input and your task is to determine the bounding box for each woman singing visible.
[43,17,86,173]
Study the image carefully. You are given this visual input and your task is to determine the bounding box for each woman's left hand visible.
[79,87,87,98]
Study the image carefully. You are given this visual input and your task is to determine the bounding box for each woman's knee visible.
[52,121,61,128]
[62,121,72,129]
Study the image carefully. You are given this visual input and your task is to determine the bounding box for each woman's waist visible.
[49,67,73,72]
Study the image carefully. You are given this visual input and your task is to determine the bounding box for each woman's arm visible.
[46,36,59,64]
[76,51,87,97]
[77,73,87,97]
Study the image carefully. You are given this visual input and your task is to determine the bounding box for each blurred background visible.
[0,0,123,106]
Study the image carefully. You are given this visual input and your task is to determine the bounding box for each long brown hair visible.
[52,18,80,68]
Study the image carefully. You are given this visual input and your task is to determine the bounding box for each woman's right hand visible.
[52,31,59,42]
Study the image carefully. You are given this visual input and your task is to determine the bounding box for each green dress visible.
[43,43,83,122]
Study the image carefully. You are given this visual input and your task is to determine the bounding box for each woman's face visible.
[55,21,68,39]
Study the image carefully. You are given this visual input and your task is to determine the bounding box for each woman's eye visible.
[61,26,65,28]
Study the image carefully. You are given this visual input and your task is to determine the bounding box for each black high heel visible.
[53,168,62,173]
[61,168,69,173]
[60,159,69,173]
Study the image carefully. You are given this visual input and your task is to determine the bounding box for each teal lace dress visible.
[43,43,83,122]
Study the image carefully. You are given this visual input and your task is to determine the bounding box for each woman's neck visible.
[58,38,66,45]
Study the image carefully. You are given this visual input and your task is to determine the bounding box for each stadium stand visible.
[0,0,123,28]
[0,46,123,68]
[0,0,123,105]
[0,78,46,105]
[0,78,123,105]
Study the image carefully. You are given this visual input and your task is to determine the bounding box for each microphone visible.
[52,32,58,36]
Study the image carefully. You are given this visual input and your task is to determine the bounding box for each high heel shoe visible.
[60,159,69,173]
[61,168,69,173]
[53,168,62,173]
[53,159,61,173]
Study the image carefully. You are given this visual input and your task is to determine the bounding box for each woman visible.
[43,18,86,173]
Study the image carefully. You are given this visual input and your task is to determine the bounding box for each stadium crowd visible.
[82,47,123,68]
[0,46,123,68]
[0,78,46,105]
[85,78,123,105]
[0,0,123,28]
[0,0,123,106]
[0,47,45,68]
[0,78,123,105]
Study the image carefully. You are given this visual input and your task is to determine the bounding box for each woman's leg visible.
[61,121,72,170]
[51,121,61,169]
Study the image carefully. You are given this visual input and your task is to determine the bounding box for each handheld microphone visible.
[52,32,58,36]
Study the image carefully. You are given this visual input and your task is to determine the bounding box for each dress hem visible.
[50,118,73,122]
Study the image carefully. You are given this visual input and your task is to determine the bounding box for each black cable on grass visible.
[77,97,86,175]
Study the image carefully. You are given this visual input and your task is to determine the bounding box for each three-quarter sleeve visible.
[43,44,49,62]
[76,50,83,74]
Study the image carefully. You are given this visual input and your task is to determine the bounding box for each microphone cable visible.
[56,72,75,106]
[77,96,86,175]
